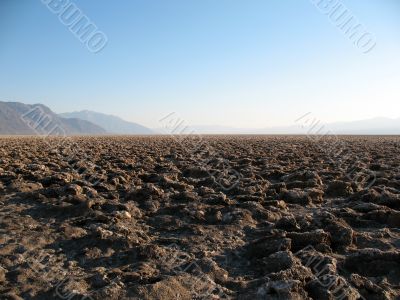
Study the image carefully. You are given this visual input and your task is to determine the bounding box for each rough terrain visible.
[0,136,400,299]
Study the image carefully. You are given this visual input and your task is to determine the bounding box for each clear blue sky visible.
[1,0,399,128]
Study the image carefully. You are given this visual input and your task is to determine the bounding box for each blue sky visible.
[1,0,399,128]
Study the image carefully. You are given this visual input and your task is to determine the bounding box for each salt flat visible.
[1,136,399,299]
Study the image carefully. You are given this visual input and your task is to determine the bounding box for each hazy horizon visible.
[3,99,400,135]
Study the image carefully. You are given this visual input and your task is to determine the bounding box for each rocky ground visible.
[0,136,400,300]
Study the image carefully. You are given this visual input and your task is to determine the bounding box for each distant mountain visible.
[2,101,399,136]
[321,117,400,134]
[155,125,249,134]
[260,117,400,135]
[0,101,106,135]
[60,110,153,134]
[156,117,400,135]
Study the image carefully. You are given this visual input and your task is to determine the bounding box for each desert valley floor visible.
[0,136,400,299]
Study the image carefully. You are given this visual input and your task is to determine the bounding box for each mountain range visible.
[179,117,400,135]
[1,101,399,135]
[0,101,106,135]
[59,110,153,134]
[0,101,152,135]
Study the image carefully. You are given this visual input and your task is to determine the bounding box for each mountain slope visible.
[0,101,106,135]
[60,110,153,134]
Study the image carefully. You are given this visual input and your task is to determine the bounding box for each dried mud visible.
[1,136,400,300]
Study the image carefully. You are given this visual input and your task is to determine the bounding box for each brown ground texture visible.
[0,136,400,300]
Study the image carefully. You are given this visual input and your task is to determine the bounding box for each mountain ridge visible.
[155,117,400,135]
[0,101,106,135]
[2,101,399,135]
[60,110,153,135]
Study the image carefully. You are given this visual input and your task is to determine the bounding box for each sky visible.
[1,0,400,129]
